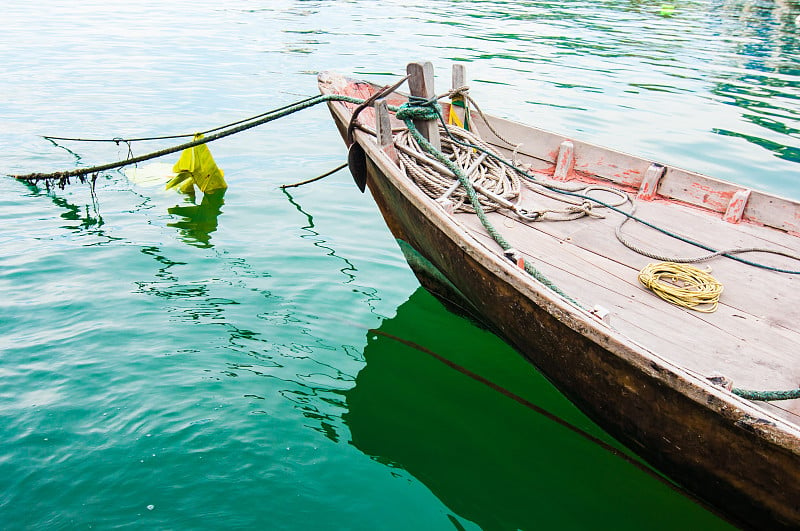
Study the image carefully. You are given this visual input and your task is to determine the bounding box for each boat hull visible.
[359,151,800,529]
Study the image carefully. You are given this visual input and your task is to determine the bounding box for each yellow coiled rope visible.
[638,262,723,313]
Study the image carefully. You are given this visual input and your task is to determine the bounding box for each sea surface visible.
[1,1,798,529]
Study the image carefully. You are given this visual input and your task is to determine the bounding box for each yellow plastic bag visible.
[166,134,227,194]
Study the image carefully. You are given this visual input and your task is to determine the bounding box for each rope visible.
[395,125,520,214]
[10,94,366,188]
[280,162,348,189]
[395,99,585,309]
[732,388,800,401]
[616,204,800,267]
[395,96,622,223]
[638,262,723,313]
[41,97,342,144]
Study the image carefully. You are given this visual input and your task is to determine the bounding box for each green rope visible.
[43,97,346,144]
[11,94,367,187]
[732,388,800,401]
[396,99,584,309]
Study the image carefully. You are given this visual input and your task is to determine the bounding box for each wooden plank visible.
[374,98,398,162]
[406,61,441,151]
[761,401,800,424]
[449,64,468,129]
[746,189,800,234]
[657,167,743,213]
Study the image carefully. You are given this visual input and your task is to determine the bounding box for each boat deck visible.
[453,151,800,425]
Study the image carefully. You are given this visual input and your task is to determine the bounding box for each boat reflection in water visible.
[343,288,734,530]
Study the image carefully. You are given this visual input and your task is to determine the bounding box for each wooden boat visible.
[319,62,800,529]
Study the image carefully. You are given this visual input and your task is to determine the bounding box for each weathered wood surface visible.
[406,61,441,151]
[469,111,800,234]
[318,70,800,529]
[374,98,398,162]
[449,64,468,128]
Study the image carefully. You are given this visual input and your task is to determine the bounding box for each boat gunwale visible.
[468,112,800,236]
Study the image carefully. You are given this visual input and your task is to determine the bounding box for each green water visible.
[2,1,798,529]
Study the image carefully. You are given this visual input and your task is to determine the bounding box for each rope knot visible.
[448,85,470,102]
[396,99,442,123]
[576,200,604,219]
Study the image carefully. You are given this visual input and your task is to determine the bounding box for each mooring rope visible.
[280,162,349,189]
[732,388,800,401]
[42,97,349,144]
[10,94,366,188]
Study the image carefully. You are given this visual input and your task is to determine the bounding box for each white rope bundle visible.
[393,121,626,222]
[394,125,520,213]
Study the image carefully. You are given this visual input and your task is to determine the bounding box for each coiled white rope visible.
[395,125,520,214]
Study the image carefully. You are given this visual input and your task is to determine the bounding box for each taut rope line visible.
[10,94,366,188]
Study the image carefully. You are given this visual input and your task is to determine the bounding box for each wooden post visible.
[374,98,397,162]
[553,140,574,181]
[637,163,666,201]
[406,61,441,152]
[450,64,468,130]
[723,189,751,224]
